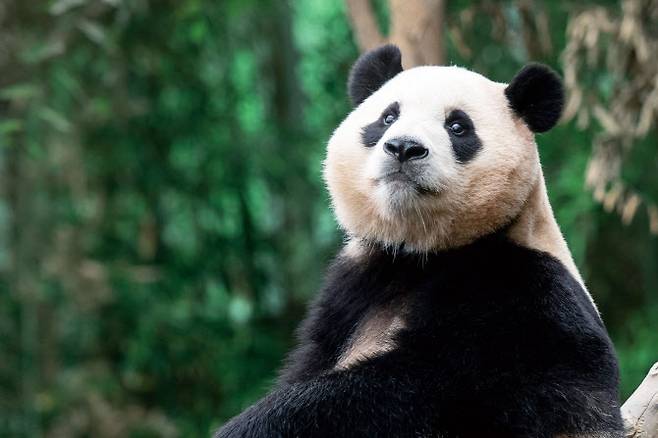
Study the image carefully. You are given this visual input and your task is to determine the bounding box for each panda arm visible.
[492,273,624,437]
[547,280,623,436]
[438,252,624,437]
[484,367,624,438]
[215,363,432,438]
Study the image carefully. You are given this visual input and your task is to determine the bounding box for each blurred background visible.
[0,0,656,436]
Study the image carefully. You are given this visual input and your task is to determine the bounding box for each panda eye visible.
[383,113,397,125]
[449,122,465,135]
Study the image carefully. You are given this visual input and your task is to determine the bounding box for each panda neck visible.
[342,171,598,310]
[506,170,595,304]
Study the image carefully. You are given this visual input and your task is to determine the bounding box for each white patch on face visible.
[364,113,459,220]
[324,66,539,251]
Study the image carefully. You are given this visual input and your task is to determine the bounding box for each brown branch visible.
[623,362,658,438]
[344,0,385,51]
[344,0,445,67]
[517,0,552,59]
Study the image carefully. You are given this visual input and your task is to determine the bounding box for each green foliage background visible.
[0,0,655,436]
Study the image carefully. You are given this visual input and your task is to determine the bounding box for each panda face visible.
[324,47,563,252]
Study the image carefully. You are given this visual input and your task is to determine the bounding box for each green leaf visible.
[37,107,71,132]
[0,119,23,136]
[78,19,107,46]
[49,0,86,15]
[0,83,39,102]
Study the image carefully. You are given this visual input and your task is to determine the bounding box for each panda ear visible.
[348,44,403,107]
[504,63,564,133]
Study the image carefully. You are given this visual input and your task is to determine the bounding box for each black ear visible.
[504,63,564,133]
[348,44,403,107]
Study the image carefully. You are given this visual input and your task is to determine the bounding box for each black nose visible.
[383,138,428,162]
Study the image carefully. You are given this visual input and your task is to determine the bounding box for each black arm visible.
[216,361,436,438]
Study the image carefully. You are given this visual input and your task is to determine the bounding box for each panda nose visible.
[383,138,429,162]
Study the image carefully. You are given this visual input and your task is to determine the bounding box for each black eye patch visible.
[361,102,400,147]
[444,109,482,163]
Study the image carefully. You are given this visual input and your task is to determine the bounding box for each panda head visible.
[324,44,564,252]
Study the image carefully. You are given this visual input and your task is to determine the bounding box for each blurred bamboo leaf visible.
[36,107,71,132]
[0,119,24,136]
[77,19,107,46]
[0,83,40,102]
[50,0,87,16]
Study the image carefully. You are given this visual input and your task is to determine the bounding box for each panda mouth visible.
[385,171,412,182]
[379,171,434,195]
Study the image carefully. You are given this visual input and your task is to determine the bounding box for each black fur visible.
[361,102,400,147]
[505,63,564,133]
[348,44,403,106]
[445,109,482,162]
[217,234,623,438]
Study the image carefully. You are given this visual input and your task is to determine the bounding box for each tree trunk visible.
[389,0,445,68]
[345,0,385,51]
[345,0,445,67]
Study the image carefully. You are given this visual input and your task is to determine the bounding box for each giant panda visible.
[217,45,623,438]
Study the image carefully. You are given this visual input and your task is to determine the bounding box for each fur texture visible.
[361,101,400,147]
[217,236,622,437]
[348,44,403,106]
[505,63,564,133]
[445,109,483,162]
